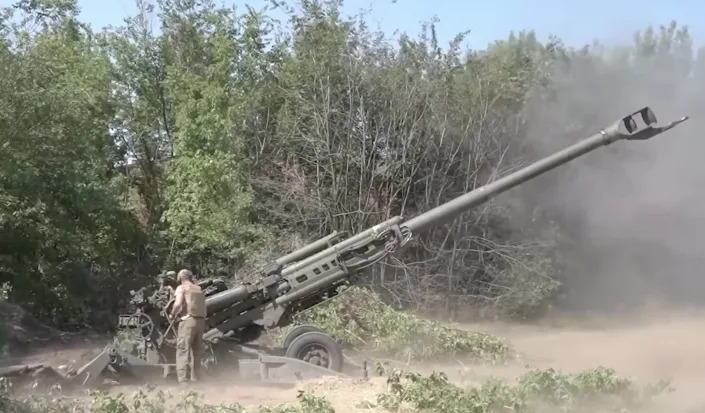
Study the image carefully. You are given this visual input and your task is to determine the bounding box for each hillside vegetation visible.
[0,0,701,335]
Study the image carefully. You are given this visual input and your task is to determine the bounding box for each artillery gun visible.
[0,107,689,390]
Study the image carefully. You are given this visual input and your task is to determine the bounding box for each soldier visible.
[157,270,177,291]
[169,269,207,385]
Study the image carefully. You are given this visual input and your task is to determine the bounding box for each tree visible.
[2,0,702,330]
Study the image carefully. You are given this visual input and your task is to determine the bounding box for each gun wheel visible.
[282,324,325,349]
[133,313,155,339]
[285,331,343,372]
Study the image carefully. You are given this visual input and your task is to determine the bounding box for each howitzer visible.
[1,107,689,390]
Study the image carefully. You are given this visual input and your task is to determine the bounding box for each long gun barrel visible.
[199,106,688,343]
[404,107,689,234]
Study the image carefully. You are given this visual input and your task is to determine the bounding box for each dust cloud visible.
[481,38,705,413]
[515,41,705,315]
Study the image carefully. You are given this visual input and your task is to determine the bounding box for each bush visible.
[279,286,511,363]
[0,367,672,413]
[375,366,671,413]
[0,381,332,413]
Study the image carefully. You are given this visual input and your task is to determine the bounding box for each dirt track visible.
[11,310,705,412]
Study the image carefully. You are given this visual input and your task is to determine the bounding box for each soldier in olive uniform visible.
[169,269,207,384]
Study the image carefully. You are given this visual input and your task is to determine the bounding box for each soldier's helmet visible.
[157,270,177,286]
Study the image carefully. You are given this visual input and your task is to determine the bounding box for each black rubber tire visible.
[282,324,326,348]
[284,331,344,372]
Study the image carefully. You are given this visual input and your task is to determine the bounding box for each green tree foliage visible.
[0,0,150,328]
[158,0,259,274]
[0,0,701,329]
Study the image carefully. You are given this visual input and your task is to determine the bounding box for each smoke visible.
[517,36,705,314]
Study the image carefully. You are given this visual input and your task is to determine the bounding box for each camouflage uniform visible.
[170,269,207,384]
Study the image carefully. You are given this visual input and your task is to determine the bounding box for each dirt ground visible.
[36,316,705,409]
[462,311,705,413]
[7,308,705,412]
[225,309,705,412]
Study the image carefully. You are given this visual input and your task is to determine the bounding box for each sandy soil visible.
[9,310,705,412]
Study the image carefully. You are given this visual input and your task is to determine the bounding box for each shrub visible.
[280,286,511,363]
[375,366,671,413]
[0,381,331,413]
[0,367,672,413]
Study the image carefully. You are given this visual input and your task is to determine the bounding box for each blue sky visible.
[2,0,704,49]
